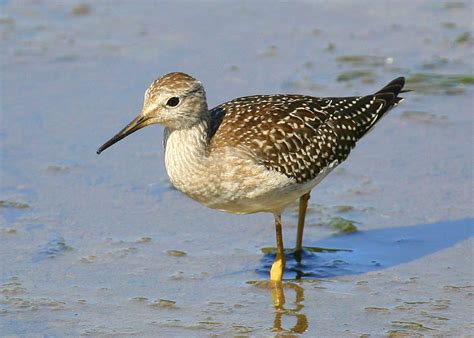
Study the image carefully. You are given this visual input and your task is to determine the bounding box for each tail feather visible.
[315,76,408,167]
[375,76,405,104]
[355,77,406,138]
[375,77,405,96]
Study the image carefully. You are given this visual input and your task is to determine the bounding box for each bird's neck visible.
[163,118,211,193]
[164,117,210,155]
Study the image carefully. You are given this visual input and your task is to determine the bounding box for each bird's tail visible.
[374,76,407,109]
[355,76,407,138]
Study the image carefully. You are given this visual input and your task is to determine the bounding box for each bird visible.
[97,72,407,282]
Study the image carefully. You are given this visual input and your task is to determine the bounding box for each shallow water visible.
[1,0,473,336]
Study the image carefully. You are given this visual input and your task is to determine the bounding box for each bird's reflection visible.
[253,281,308,334]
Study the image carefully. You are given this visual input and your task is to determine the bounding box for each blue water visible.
[0,0,472,336]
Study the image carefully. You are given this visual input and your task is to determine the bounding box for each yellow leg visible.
[270,214,286,281]
[295,192,310,262]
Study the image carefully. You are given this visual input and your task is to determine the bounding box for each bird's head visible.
[97,72,207,154]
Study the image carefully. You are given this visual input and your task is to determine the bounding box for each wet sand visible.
[1,1,473,336]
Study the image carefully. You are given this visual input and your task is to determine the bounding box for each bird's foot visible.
[270,255,286,281]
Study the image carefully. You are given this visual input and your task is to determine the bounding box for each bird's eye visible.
[166,97,180,107]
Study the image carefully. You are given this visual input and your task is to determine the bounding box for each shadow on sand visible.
[259,218,473,279]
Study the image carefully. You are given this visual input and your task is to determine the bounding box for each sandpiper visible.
[97,72,406,281]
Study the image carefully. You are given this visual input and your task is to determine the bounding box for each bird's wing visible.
[209,77,405,183]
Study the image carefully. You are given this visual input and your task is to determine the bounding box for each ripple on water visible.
[34,237,73,262]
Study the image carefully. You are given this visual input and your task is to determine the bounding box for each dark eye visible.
[166,97,180,107]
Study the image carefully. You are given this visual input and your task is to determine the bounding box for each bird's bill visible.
[96,114,151,154]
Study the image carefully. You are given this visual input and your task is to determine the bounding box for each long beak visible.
[97,114,151,154]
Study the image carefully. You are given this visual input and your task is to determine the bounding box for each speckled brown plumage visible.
[209,77,405,183]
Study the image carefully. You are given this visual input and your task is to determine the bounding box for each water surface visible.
[1,1,473,336]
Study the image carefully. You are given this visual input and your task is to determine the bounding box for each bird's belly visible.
[166,154,294,213]
[174,162,335,215]
[205,184,307,214]
[165,144,337,215]
[208,168,336,214]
